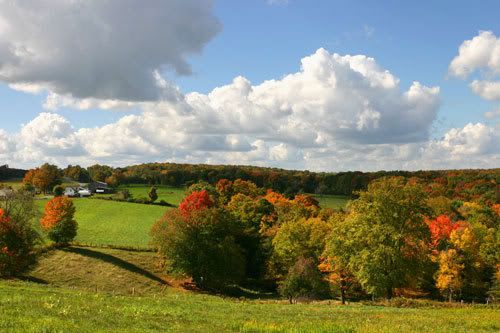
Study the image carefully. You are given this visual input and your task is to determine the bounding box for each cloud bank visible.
[2,48,498,171]
[0,0,220,103]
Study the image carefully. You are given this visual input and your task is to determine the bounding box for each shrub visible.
[40,197,78,244]
[279,257,330,303]
[151,208,245,291]
[116,189,132,200]
[148,186,158,203]
[53,185,64,197]
[0,192,40,277]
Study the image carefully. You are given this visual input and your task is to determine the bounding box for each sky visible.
[0,0,499,171]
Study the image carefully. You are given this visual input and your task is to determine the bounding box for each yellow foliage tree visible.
[436,249,464,302]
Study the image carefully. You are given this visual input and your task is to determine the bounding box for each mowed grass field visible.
[36,198,167,247]
[1,279,498,332]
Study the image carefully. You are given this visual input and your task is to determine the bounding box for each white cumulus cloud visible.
[450,31,500,101]
[3,49,497,171]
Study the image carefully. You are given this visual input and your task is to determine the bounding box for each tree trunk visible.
[386,287,393,300]
[340,279,346,305]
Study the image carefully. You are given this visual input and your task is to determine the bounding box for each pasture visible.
[36,198,167,248]
[117,184,186,205]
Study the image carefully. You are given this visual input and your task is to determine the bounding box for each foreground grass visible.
[1,280,498,333]
[1,246,495,332]
[36,199,167,247]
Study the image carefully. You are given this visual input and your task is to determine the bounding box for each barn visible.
[88,181,113,194]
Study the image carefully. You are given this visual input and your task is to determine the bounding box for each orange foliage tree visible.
[426,215,459,248]
[40,197,77,243]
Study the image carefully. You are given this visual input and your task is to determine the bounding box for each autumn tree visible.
[23,163,62,193]
[272,217,331,276]
[0,192,40,276]
[87,164,113,182]
[324,211,358,304]
[151,208,245,291]
[179,190,214,217]
[63,165,90,183]
[227,193,274,278]
[40,197,78,244]
[293,194,319,208]
[436,249,464,301]
[327,177,430,299]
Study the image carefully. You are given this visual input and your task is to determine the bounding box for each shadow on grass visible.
[18,276,49,284]
[63,247,168,285]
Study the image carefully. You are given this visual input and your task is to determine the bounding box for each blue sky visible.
[0,0,499,170]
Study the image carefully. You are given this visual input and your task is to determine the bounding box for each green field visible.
[117,184,186,205]
[1,280,498,332]
[1,246,498,332]
[0,178,24,189]
[36,198,167,248]
[314,194,350,209]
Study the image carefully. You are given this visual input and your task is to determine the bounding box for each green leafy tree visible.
[227,194,274,278]
[327,177,430,299]
[272,217,331,276]
[279,256,330,303]
[151,208,245,291]
[148,186,158,203]
[53,185,64,197]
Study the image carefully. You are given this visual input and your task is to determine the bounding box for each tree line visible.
[151,177,499,303]
[4,163,499,202]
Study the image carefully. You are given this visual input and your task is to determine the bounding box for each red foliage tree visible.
[426,215,459,248]
[0,208,38,276]
[178,190,214,218]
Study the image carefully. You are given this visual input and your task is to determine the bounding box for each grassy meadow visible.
[2,245,499,332]
[314,194,350,209]
[117,184,186,205]
[36,198,167,248]
[1,278,498,332]
[0,178,24,190]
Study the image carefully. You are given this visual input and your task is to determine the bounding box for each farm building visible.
[64,187,91,197]
[88,181,113,194]
[64,187,77,197]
